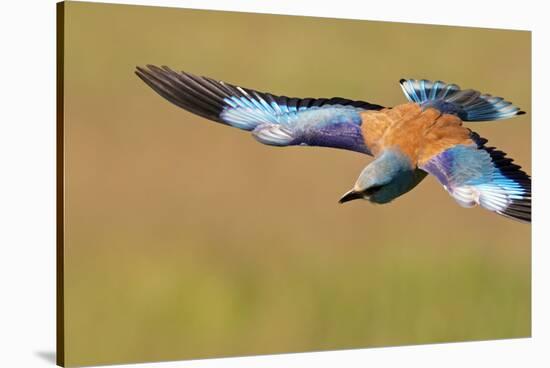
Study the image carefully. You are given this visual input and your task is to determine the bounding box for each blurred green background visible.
[61,2,531,366]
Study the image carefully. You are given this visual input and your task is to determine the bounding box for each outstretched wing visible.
[136,65,384,154]
[400,79,525,121]
[420,131,531,223]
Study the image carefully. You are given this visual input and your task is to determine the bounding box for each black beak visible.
[338,190,363,204]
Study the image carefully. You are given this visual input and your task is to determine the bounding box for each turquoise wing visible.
[136,65,384,154]
[420,132,531,223]
[400,79,525,121]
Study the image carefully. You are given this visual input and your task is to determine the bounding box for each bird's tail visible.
[399,79,525,122]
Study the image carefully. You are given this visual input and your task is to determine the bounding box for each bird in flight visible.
[135,65,531,223]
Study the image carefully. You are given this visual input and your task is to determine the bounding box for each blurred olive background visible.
[61,1,531,366]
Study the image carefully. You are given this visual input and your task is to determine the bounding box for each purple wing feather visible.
[135,65,384,154]
[420,132,531,223]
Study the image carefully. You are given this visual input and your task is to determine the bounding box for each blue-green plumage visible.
[136,65,530,223]
[400,79,525,121]
[221,99,370,152]
[420,133,530,222]
[340,149,427,204]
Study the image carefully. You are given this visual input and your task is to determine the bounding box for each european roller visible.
[136,65,531,223]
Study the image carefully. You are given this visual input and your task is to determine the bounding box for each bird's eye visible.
[364,185,383,195]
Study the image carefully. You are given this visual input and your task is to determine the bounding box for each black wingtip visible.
[135,65,154,79]
[517,110,526,115]
[134,66,148,81]
[134,64,228,122]
[399,78,407,84]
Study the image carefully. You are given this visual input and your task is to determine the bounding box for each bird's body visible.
[136,65,531,223]
[352,103,472,203]
[360,104,472,162]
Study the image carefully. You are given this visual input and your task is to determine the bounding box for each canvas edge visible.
[56,1,66,367]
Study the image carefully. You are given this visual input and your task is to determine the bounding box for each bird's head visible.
[339,149,426,204]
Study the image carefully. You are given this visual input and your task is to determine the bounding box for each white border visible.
[0,0,547,367]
